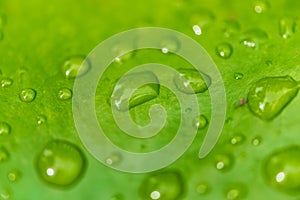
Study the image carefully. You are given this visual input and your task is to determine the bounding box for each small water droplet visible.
[193,115,208,129]
[112,43,134,63]
[1,78,13,88]
[19,88,36,103]
[36,140,86,188]
[0,122,11,136]
[222,19,241,37]
[174,69,211,94]
[196,183,210,194]
[247,76,299,120]
[234,73,244,80]
[192,25,202,35]
[279,17,296,39]
[58,88,72,100]
[105,153,122,166]
[216,43,233,59]
[160,37,180,53]
[37,115,47,125]
[139,171,185,200]
[230,134,245,145]
[7,169,21,182]
[252,136,262,146]
[263,145,300,194]
[190,10,215,35]
[111,71,159,111]
[241,29,268,48]
[225,184,247,200]
[0,146,9,163]
[62,55,90,79]
[214,153,234,172]
[254,0,270,13]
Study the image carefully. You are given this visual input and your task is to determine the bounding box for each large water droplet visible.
[216,43,233,59]
[0,146,9,163]
[254,0,270,13]
[58,88,72,100]
[241,29,268,48]
[36,140,86,188]
[1,78,13,88]
[263,145,300,195]
[174,68,211,94]
[247,76,299,120]
[111,71,160,111]
[62,55,90,79]
[139,171,185,200]
[19,88,36,103]
[214,153,234,172]
[0,122,11,136]
[279,17,296,39]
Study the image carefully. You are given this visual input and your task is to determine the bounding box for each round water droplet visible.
[254,0,270,13]
[225,184,247,200]
[36,140,86,188]
[263,145,300,194]
[279,17,296,39]
[193,115,208,129]
[230,134,245,145]
[139,171,185,200]
[216,43,233,59]
[160,37,180,53]
[58,88,72,100]
[37,115,47,125]
[190,10,215,35]
[19,88,36,103]
[174,69,211,94]
[252,136,262,146]
[214,153,234,172]
[62,55,90,79]
[0,122,11,136]
[196,183,210,194]
[234,73,244,80]
[1,78,13,88]
[7,169,21,182]
[0,146,9,163]
[111,43,134,63]
[247,76,299,120]
[105,153,122,166]
[241,29,268,48]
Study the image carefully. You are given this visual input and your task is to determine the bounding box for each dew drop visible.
[0,122,11,136]
[254,0,270,13]
[105,153,122,166]
[196,183,210,194]
[174,68,211,94]
[225,184,247,200]
[19,88,36,103]
[263,145,300,195]
[62,55,90,79]
[139,171,185,200]
[0,146,9,163]
[7,169,21,182]
[37,115,47,125]
[193,115,208,129]
[160,37,180,54]
[192,25,202,35]
[241,29,268,48]
[234,73,244,80]
[214,153,234,172]
[247,76,299,120]
[111,71,160,111]
[36,140,86,188]
[252,136,262,146]
[216,43,233,59]
[279,17,296,39]
[230,134,245,145]
[1,78,13,88]
[58,88,72,100]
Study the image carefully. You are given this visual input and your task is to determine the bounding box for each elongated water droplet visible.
[279,17,296,39]
[62,55,90,79]
[58,88,72,100]
[263,145,300,195]
[111,71,159,111]
[7,169,21,182]
[0,122,11,136]
[247,76,299,120]
[0,146,9,163]
[241,29,268,48]
[174,69,211,94]
[19,88,36,103]
[193,115,208,129]
[216,43,233,59]
[254,0,270,13]
[36,140,86,188]
[139,171,185,200]
[1,78,13,88]
[214,153,234,172]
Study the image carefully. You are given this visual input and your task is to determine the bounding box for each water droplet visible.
[247,76,299,120]
[160,37,180,53]
[174,69,211,94]
[252,136,262,146]
[234,73,244,80]
[230,134,245,145]
[112,43,134,63]
[263,145,300,194]
[192,25,202,35]
[214,153,234,172]
[279,17,296,39]
[19,88,36,103]
[105,153,122,166]
[111,71,159,111]
[36,140,86,188]
[190,10,215,35]
[139,171,185,200]
[62,55,90,79]
[216,43,233,59]
[0,188,12,200]
[58,88,72,100]
[254,0,270,13]
[241,29,268,48]
[1,78,13,88]
[37,115,47,125]
[222,19,241,37]
[0,122,11,136]
[193,115,208,129]
[225,184,247,200]
[0,146,9,163]
[7,169,21,182]
[196,183,210,194]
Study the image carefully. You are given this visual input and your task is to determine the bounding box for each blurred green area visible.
[0,0,300,199]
